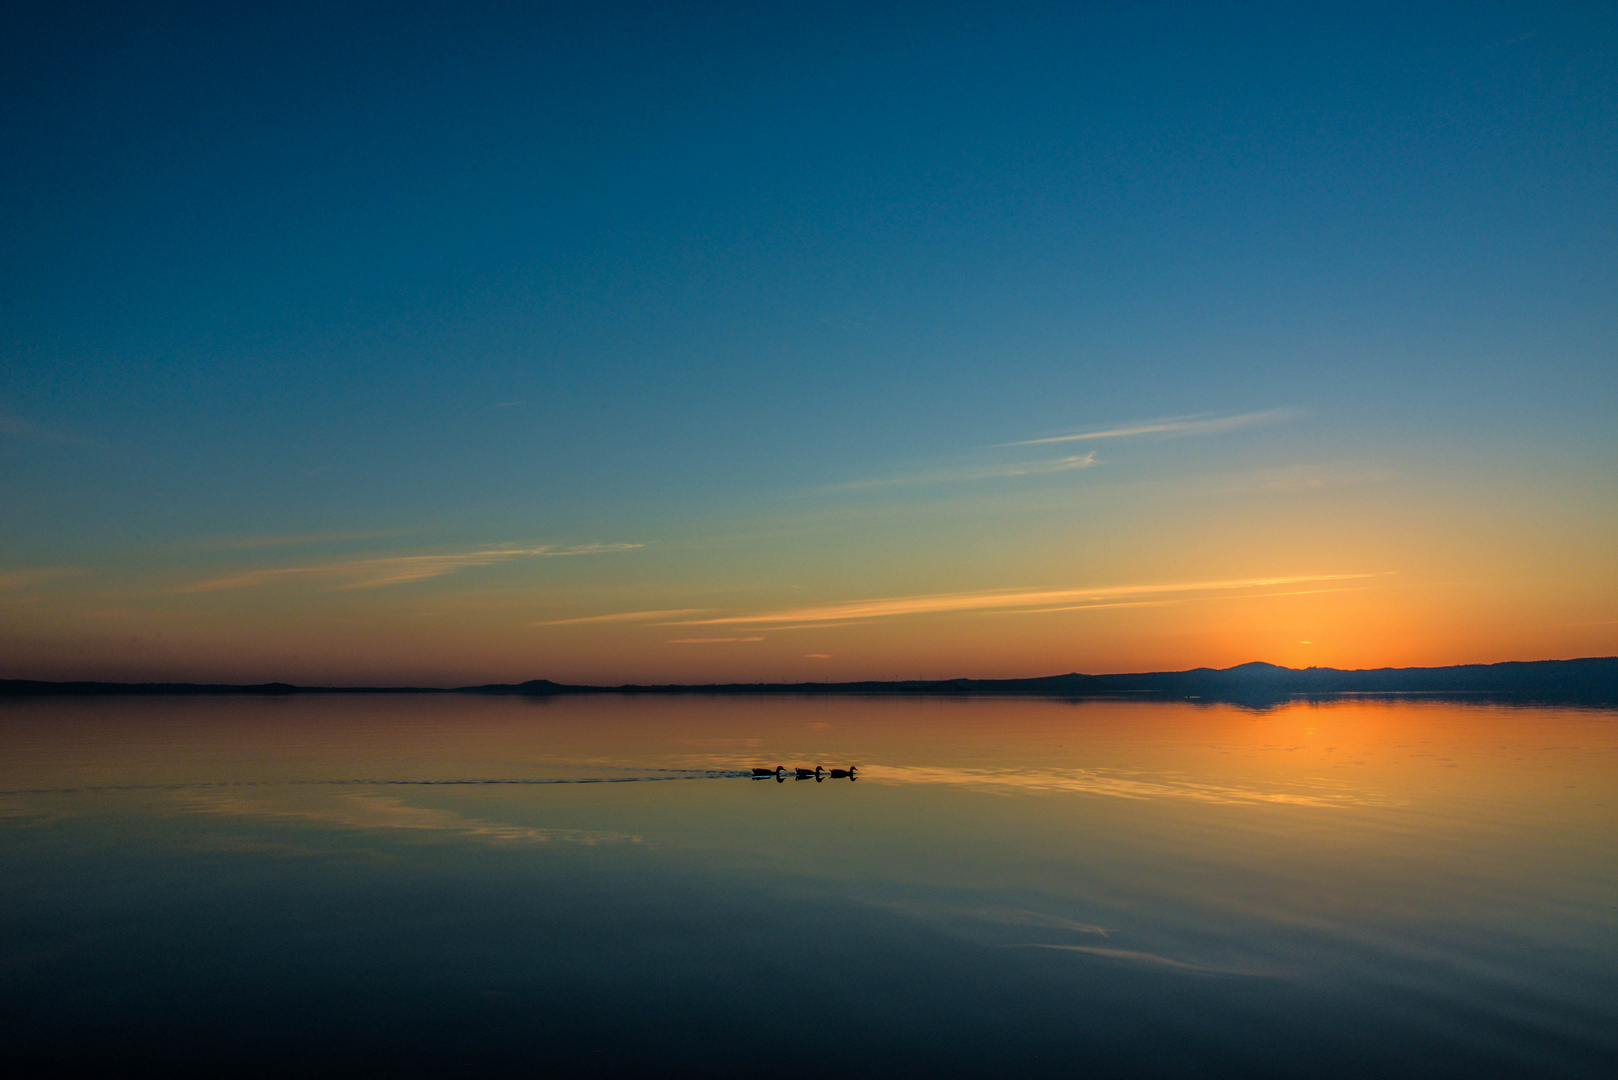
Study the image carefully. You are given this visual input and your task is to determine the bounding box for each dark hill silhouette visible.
[3,657,1616,707]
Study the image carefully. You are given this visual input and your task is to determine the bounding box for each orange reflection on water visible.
[1,694,1614,790]
[1,694,1614,1014]
[2,694,1612,845]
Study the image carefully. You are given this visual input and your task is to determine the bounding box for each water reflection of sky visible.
[1,695,1614,1077]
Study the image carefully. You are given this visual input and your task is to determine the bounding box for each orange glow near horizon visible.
[2,437,1614,684]
[1,560,1613,685]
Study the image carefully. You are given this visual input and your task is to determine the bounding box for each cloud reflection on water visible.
[861,898,1283,978]
[0,695,1613,1077]
[1011,943,1266,975]
[857,763,1389,807]
[183,791,642,846]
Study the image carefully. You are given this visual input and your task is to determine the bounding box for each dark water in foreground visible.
[1,695,1613,1078]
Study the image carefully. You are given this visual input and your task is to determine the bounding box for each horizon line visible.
[2,656,1614,699]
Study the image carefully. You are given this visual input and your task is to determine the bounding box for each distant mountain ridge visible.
[4,657,1616,707]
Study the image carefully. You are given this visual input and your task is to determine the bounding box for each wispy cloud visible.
[1001,409,1300,448]
[666,636,765,644]
[998,599,1180,615]
[0,568,79,590]
[671,574,1373,627]
[189,530,408,551]
[810,409,1296,499]
[182,542,642,592]
[532,608,709,627]
[824,452,1098,493]
[0,411,93,446]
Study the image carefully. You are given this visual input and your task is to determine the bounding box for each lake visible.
[1,694,1613,1077]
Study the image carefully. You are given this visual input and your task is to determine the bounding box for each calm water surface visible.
[1,695,1614,1077]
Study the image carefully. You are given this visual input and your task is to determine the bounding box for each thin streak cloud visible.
[533,608,710,626]
[1006,599,1180,615]
[826,452,1099,492]
[182,543,642,592]
[1002,409,1300,447]
[1010,585,1373,615]
[666,636,765,644]
[673,574,1373,627]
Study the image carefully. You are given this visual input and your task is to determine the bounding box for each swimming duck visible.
[828,766,857,778]
[751,766,784,777]
[794,766,823,779]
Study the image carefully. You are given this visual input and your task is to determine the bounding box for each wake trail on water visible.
[0,768,754,797]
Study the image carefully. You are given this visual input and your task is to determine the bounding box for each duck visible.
[794,766,823,779]
[751,766,784,777]
[828,766,857,778]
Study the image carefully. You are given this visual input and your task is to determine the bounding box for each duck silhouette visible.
[828,766,857,779]
[794,766,823,780]
[751,766,784,778]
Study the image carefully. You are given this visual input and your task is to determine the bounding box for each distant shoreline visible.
[4,657,1616,708]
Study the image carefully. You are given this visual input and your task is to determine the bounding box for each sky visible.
[1,0,1615,684]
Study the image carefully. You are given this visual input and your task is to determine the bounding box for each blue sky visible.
[2,2,1614,681]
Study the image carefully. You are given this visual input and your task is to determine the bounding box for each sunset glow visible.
[3,7,1615,1074]
[1,4,1613,686]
